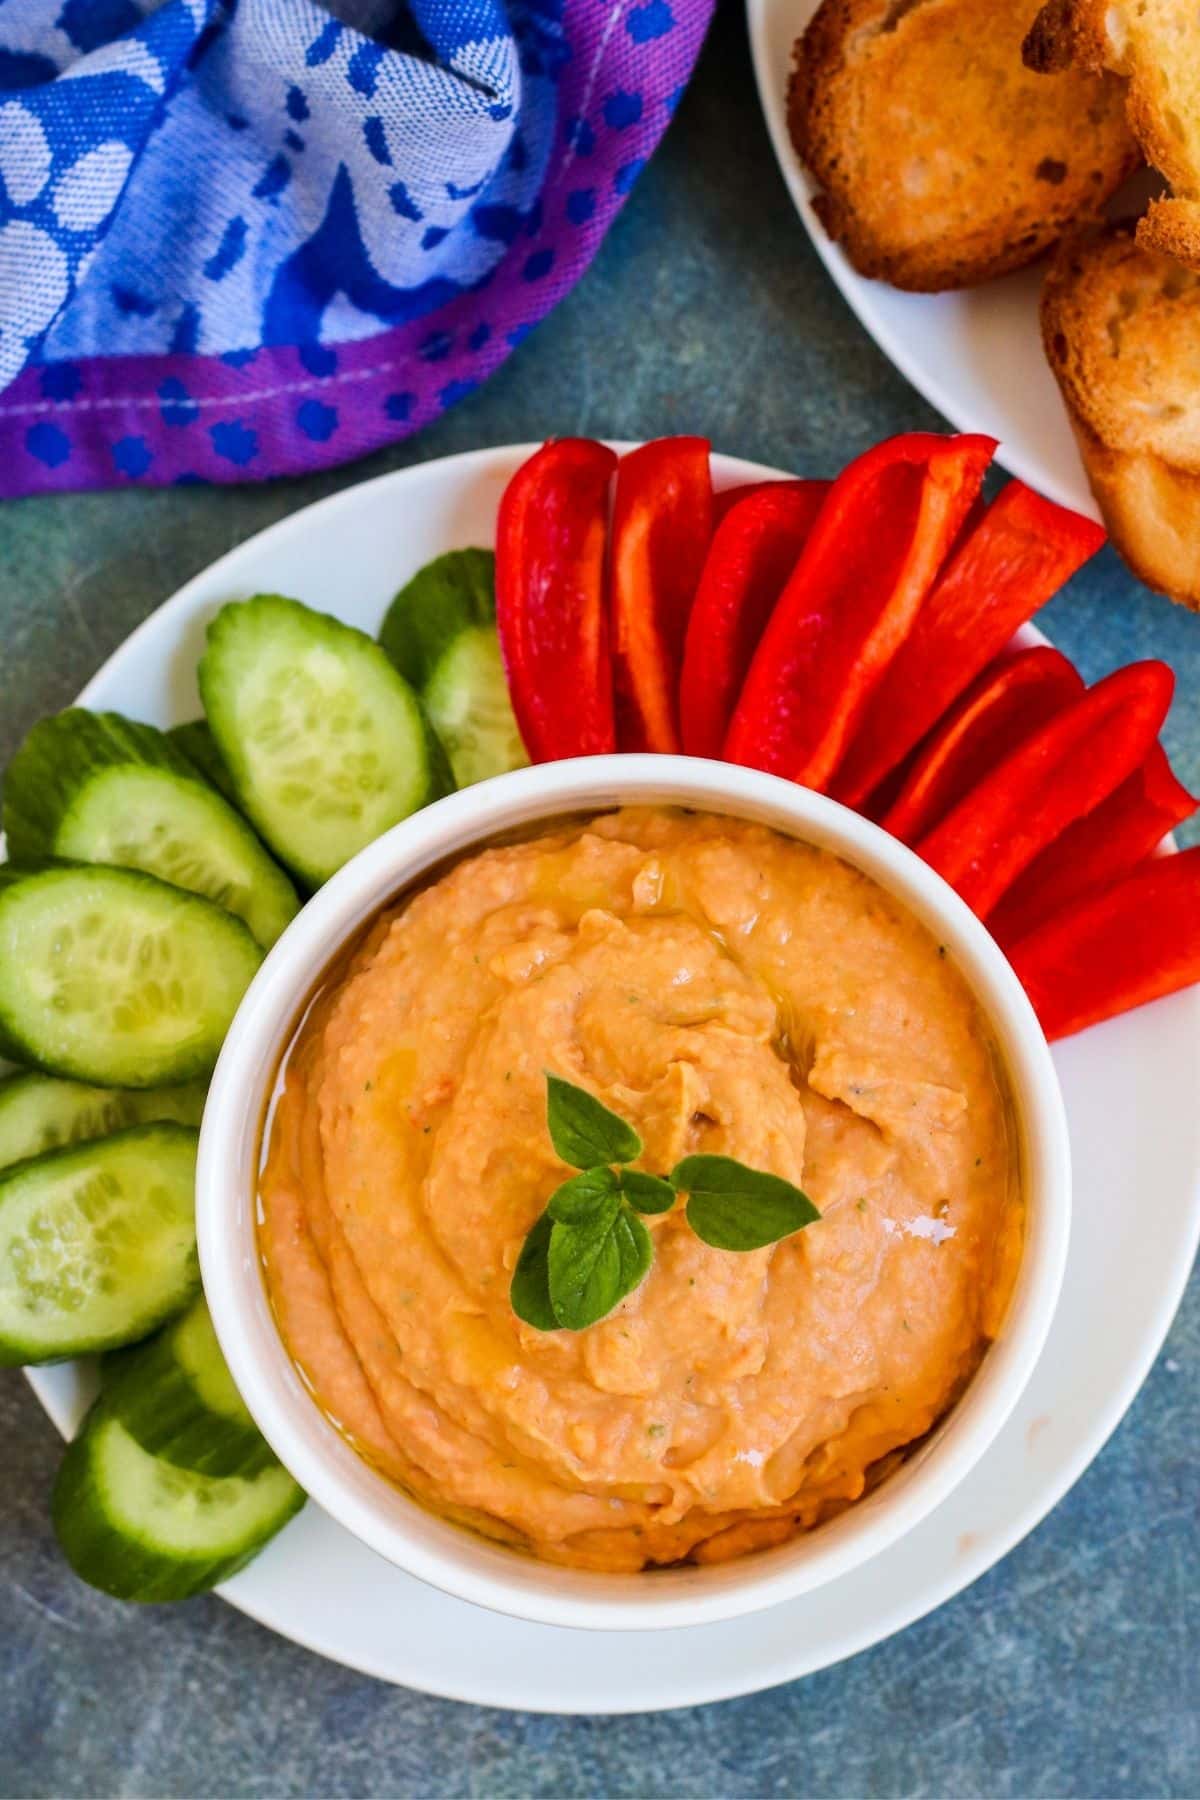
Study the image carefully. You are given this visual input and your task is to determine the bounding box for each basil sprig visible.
[509,1214,556,1331]
[675,1155,821,1250]
[510,1076,820,1333]
[548,1202,653,1333]
[545,1073,641,1168]
[618,1169,676,1215]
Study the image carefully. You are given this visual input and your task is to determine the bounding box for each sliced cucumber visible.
[0,1123,199,1365]
[380,549,527,787]
[166,719,239,804]
[0,1071,205,1172]
[0,863,262,1087]
[102,1293,273,1478]
[52,1398,304,1602]
[198,594,454,889]
[4,709,300,948]
[423,629,529,788]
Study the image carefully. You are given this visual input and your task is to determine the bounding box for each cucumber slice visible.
[166,719,239,805]
[52,1398,304,1602]
[423,629,529,789]
[198,594,454,889]
[4,709,300,948]
[0,1123,199,1365]
[0,863,262,1087]
[0,1071,205,1172]
[380,549,528,788]
[102,1294,273,1478]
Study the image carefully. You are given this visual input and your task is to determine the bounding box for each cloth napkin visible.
[0,0,713,498]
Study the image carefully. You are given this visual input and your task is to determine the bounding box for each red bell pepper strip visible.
[990,743,1198,947]
[1007,847,1200,1040]
[495,438,617,761]
[724,432,995,791]
[713,480,794,523]
[915,660,1175,918]
[610,437,714,753]
[880,646,1084,844]
[679,481,830,760]
[831,481,1106,807]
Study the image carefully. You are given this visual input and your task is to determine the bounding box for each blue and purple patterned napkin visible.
[0,1,712,497]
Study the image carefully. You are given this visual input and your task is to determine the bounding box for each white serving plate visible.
[25,446,1200,1712]
[746,0,1101,517]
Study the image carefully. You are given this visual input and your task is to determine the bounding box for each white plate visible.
[746,0,1101,517]
[25,446,1200,1712]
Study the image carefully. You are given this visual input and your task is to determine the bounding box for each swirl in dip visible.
[259,808,1020,1571]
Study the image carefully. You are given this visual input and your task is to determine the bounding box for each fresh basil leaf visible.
[546,1073,642,1169]
[547,1165,620,1224]
[610,1206,653,1301]
[672,1154,820,1252]
[546,1190,622,1328]
[548,1198,651,1330]
[619,1169,677,1215]
[510,1213,557,1330]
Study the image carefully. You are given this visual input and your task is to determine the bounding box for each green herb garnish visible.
[511,1075,820,1332]
[546,1073,642,1169]
[509,1214,556,1331]
[547,1165,621,1222]
[675,1155,821,1251]
[548,1204,653,1332]
[618,1169,677,1214]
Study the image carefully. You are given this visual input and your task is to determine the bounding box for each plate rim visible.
[743,0,1098,518]
[22,442,1200,1712]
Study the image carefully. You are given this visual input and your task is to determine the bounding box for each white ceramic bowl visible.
[197,756,1071,1633]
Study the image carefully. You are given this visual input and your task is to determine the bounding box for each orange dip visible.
[259,808,1020,1570]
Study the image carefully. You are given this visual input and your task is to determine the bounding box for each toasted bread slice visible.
[790,0,1139,292]
[1042,223,1200,607]
[1025,0,1200,269]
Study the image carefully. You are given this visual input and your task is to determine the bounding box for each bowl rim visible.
[196,754,1071,1633]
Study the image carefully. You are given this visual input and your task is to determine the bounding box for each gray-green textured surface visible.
[1,7,1197,1796]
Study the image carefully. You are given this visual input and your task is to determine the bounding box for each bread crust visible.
[1042,223,1200,608]
[1137,196,1200,269]
[1023,0,1110,74]
[790,0,1139,292]
[1025,0,1200,273]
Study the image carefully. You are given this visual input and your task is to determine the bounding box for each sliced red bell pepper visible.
[1007,847,1200,1040]
[990,744,1198,947]
[831,481,1106,807]
[880,646,1084,844]
[915,660,1175,918]
[713,480,793,523]
[724,432,995,791]
[495,438,617,761]
[610,436,714,753]
[679,481,830,760]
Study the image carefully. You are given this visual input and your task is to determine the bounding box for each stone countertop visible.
[1,7,1196,1796]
